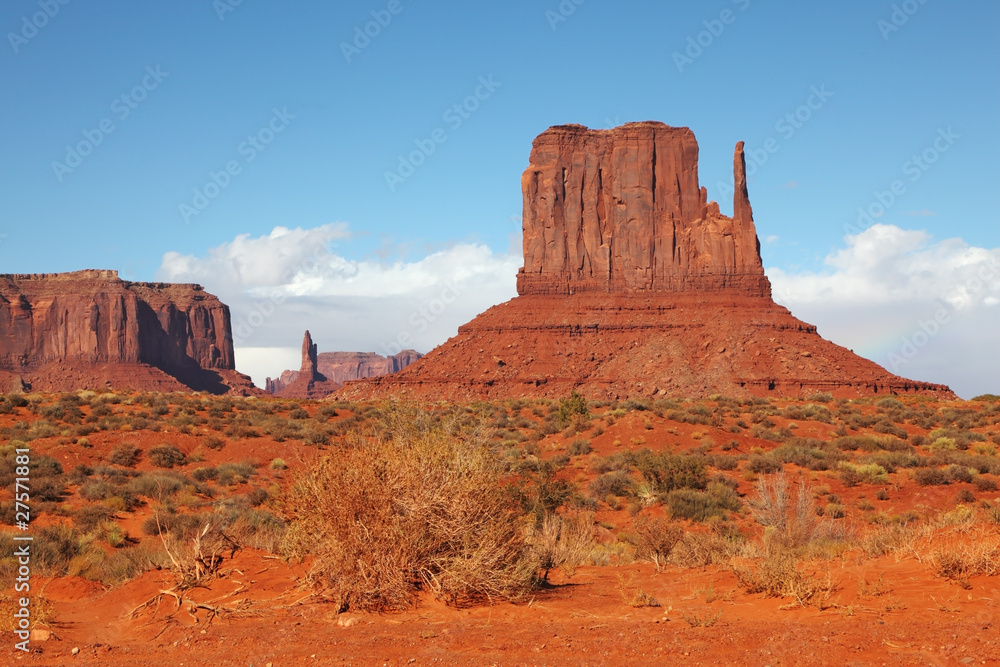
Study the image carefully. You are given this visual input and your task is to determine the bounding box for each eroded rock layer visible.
[340,293,951,400]
[340,121,953,401]
[265,331,341,399]
[267,348,422,398]
[0,270,254,394]
[517,123,768,297]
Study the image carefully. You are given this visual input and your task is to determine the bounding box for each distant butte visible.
[340,121,954,400]
[0,270,256,394]
[266,336,421,399]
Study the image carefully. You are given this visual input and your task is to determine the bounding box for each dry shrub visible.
[748,473,845,548]
[731,546,836,607]
[670,531,736,569]
[527,512,596,580]
[100,542,172,586]
[626,516,684,571]
[283,405,539,611]
[981,500,1000,524]
[152,514,237,590]
[860,522,921,559]
[616,573,659,607]
[929,531,1000,582]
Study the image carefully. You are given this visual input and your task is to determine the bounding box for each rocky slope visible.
[340,122,953,400]
[0,270,255,393]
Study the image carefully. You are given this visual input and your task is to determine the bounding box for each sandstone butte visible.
[265,330,344,399]
[266,332,421,399]
[0,269,255,394]
[265,331,422,398]
[340,121,955,401]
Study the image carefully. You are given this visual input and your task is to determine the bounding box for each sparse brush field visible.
[2,390,1000,664]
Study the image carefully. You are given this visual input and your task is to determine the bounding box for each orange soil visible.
[3,394,1000,665]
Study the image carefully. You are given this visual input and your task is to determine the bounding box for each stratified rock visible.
[517,122,769,297]
[0,270,255,394]
[267,331,340,399]
[266,347,422,398]
[340,122,953,401]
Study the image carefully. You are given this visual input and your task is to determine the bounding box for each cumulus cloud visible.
[767,224,1000,398]
[157,224,520,387]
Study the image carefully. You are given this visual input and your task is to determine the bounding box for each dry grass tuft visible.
[616,573,660,608]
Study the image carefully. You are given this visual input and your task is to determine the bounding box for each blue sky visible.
[2,1,998,396]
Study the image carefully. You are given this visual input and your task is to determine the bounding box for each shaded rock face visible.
[0,270,254,394]
[265,331,340,399]
[340,122,953,401]
[266,343,421,399]
[517,123,768,297]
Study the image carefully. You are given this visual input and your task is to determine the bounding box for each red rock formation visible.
[0,270,255,394]
[267,346,422,398]
[517,123,769,297]
[266,331,340,399]
[340,122,953,401]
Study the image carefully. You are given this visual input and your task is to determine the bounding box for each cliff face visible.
[340,122,953,401]
[265,331,340,399]
[517,123,768,297]
[266,348,422,398]
[0,270,253,393]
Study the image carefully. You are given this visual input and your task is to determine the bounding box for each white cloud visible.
[157,224,520,387]
[767,224,1000,398]
[234,347,299,387]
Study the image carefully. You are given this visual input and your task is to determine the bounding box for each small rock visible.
[72,647,80,655]
[29,629,51,642]
[337,615,361,628]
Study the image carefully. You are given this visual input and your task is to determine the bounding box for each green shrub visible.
[838,462,889,485]
[74,505,116,532]
[558,391,589,426]
[568,439,591,456]
[746,453,782,475]
[914,468,949,486]
[589,471,635,499]
[665,483,741,522]
[947,465,974,484]
[148,443,186,469]
[973,476,998,492]
[955,489,976,504]
[248,488,269,507]
[824,503,846,519]
[191,467,218,482]
[107,443,141,468]
[636,453,707,493]
[216,461,257,486]
[204,435,226,450]
[128,473,185,501]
